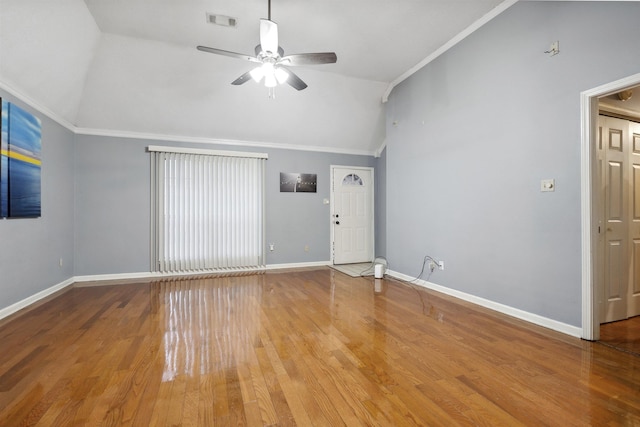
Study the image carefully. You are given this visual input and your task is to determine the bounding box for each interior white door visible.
[331,166,373,265]
[598,116,640,323]
[628,120,640,318]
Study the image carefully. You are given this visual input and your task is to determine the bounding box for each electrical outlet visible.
[59,258,63,267]
[304,245,309,252]
[438,261,444,271]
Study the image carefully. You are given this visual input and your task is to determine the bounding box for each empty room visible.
[1,0,640,425]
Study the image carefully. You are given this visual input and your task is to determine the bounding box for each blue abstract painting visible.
[0,99,42,218]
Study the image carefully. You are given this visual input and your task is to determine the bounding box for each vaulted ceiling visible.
[0,0,511,155]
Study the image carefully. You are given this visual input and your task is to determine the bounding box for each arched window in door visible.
[342,173,363,186]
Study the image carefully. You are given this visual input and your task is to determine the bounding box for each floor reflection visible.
[152,275,264,381]
[599,315,640,356]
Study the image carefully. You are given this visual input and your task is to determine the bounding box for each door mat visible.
[330,263,374,277]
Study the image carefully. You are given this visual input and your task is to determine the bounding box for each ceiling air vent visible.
[206,13,238,28]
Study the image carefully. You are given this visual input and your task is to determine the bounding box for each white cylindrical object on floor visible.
[374,278,383,293]
[374,263,384,279]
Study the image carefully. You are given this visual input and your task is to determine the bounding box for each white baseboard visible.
[0,278,75,321]
[72,261,332,283]
[73,271,164,282]
[266,261,331,270]
[0,265,582,339]
[386,269,582,338]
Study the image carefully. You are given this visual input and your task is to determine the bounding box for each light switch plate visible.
[541,179,555,192]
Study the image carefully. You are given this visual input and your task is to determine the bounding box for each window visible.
[150,146,267,273]
[342,173,363,186]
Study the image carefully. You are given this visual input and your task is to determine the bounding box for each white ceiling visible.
[0,0,512,154]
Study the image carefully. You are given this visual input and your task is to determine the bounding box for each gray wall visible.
[0,90,75,309]
[74,135,374,275]
[74,136,150,275]
[385,1,640,327]
[375,147,387,258]
[265,148,375,265]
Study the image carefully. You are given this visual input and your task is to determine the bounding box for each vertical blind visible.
[150,146,267,273]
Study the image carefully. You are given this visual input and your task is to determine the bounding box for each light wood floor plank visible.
[1,268,640,425]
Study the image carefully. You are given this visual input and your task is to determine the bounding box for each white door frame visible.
[581,72,640,340]
[329,165,375,265]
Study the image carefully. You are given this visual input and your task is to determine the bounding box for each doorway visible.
[330,166,374,265]
[596,114,640,324]
[582,73,640,341]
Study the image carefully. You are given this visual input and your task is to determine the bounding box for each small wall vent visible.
[206,13,238,28]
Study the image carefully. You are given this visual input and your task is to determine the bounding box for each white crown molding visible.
[374,139,387,158]
[386,269,582,338]
[382,0,519,103]
[0,78,377,157]
[0,79,76,132]
[76,127,376,157]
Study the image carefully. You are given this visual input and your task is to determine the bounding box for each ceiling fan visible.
[197,0,337,93]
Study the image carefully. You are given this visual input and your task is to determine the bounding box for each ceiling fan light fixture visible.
[264,74,277,88]
[197,0,336,92]
[249,67,264,83]
[259,62,279,87]
[275,67,289,84]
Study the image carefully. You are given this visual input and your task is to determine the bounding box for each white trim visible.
[147,144,268,159]
[330,165,375,265]
[77,127,375,157]
[387,269,582,338]
[381,0,518,103]
[0,79,377,157]
[0,278,75,321]
[266,261,331,270]
[580,72,640,341]
[73,267,265,283]
[374,140,387,158]
[73,271,165,282]
[72,262,331,283]
[599,102,640,121]
[0,79,76,131]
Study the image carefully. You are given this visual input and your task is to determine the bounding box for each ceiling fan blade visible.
[197,46,261,63]
[280,52,337,66]
[231,71,253,86]
[284,69,308,91]
[260,19,278,55]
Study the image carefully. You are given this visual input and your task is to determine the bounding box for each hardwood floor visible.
[1,267,640,426]
[600,316,640,356]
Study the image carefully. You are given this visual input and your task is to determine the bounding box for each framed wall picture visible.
[280,172,317,193]
[0,98,42,218]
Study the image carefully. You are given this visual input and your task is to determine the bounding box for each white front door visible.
[598,115,640,323]
[331,166,374,265]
